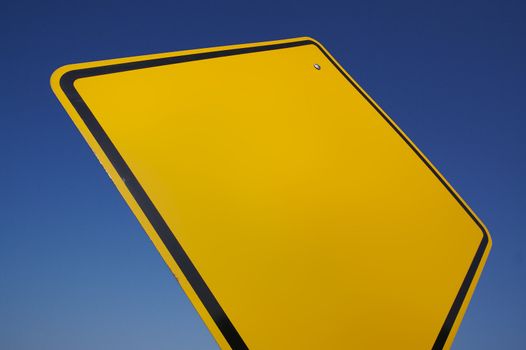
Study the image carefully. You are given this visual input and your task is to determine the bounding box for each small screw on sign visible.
[314,63,321,70]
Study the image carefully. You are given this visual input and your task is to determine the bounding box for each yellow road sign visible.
[51,37,491,349]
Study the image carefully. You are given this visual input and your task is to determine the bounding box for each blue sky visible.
[1,0,525,349]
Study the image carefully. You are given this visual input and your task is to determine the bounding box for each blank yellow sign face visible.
[51,37,490,350]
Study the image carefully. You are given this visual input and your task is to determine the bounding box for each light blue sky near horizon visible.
[1,0,525,349]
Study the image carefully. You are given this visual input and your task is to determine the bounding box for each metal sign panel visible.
[51,37,491,349]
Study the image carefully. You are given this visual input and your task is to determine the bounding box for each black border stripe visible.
[59,39,488,349]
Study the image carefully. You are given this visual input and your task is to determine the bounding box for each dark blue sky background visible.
[1,0,525,349]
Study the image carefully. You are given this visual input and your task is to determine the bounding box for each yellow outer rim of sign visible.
[50,36,491,350]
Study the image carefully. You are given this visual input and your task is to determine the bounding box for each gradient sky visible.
[1,0,525,349]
